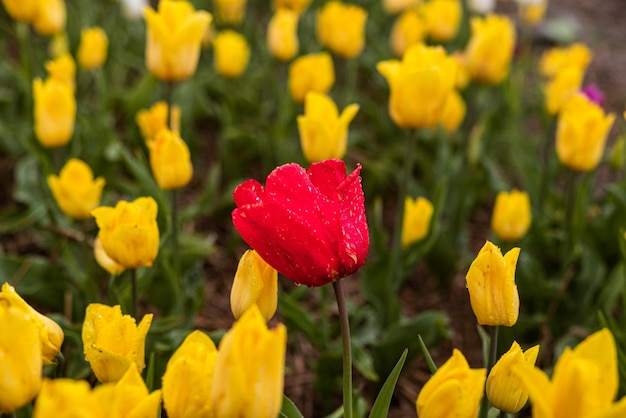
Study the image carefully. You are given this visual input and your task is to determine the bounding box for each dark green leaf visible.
[369,349,408,418]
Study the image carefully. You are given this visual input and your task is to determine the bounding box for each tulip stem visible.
[131,268,138,318]
[171,189,179,254]
[164,81,174,130]
[479,325,499,418]
[333,280,353,418]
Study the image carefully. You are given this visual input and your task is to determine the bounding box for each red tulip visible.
[232,159,369,287]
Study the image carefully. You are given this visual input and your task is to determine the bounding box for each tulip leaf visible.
[368,349,408,418]
[279,394,304,418]
[417,334,437,374]
[352,344,379,382]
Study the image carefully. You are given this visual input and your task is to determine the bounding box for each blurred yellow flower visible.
[231,250,278,321]
[288,52,335,102]
[390,10,426,58]
[94,237,126,276]
[0,296,42,413]
[316,1,367,59]
[487,341,539,413]
[420,0,462,43]
[33,77,76,148]
[465,14,516,84]
[1,0,38,23]
[273,0,312,15]
[213,30,250,79]
[49,32,69,58]
[519,1,547,27]
[144,0,212,81]
[556,93,615,172]
[438,89,466,133]
[491,189,532,242]
[148,128,193,190]
[539,42,592,79]
[401,196,434,247]
[162,330,218,418]
[44,52,75,90]
[465,241,520,326]
[211,305,286,418]
[78,27,108,70]
[377,44,457,129]
[91,197,160,269]
[136,101,181,141]
[47,158,105,220]
[214,0,246,25]
[82,304,153,383]
[267,8,299,61]
[32,0,66,36]
[33,379,94,417]
[515,329,626,418]
[543,65,584,115]
[416,349,486,418]
[297,92,359,163]
[383,0,420,15]
[452,52,470,90]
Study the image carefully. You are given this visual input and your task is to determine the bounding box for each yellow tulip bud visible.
[82,304,153,383]
[390,10,426,58]
[556,93,615,172]
[465,14,516,84]
[316,1,367,59]
[1,282,64,364]
[297,92,359,163]
[288,52,335,103]
[267,8,299,62]
[491,189,532,242]
[47,158,105,220]
[438,89,466,133]
[465,241,520,326]
[273,0,312,15]
[33,379,94,417]
[91,197,160,269]
[214,0,246,26]
[32,0,66,36]
[519,1,546,27]
[144,0,212,81]
[33,77,76,148]
[162,330,218,418]
[487,342,539,413]
[135,101,181,141]
[48,32,69,58]
[416,349,486,418]
[401,196,434,247]
[147,129,193,190]
[1,0,38,22]
[382,0,421,15]
[420,0,462,43]
[44,52,75,90]
[78,27,108,70]
[94,365,163,417]
[543,65,584,115]
[0,300,42,413]
[539,42,592,79]
[213,30,250,79]
[231,250,278,321]
[377,44,457,129]
[211,305,286,418]
[94,237,126,276]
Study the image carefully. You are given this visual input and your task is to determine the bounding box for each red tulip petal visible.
[306,159,347,200]
[337,164,369,274]
[233,179,265,207]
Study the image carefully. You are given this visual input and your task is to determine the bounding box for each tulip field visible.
[2,0,626,416]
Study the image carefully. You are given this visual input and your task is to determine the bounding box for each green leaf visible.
[279,291,322,345]
[279,394,304,418]
[418,334,437,374]
[369,349,408,418]
[353,344,379,382]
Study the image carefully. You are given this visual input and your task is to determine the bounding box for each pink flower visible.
[581,84,605,106]
[232,159,369,287]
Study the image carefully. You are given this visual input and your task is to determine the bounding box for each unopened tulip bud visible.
[231,250,278,321]
[401,196,434,247]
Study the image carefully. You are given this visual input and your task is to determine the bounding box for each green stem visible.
[131,268,138,318]
[171,189,179,253]
[55,351,65,378]
[344,58,358,105]
[479,325,499,418]
[333,280,353,418]
[16,22,33,85]
[164,81,174,130]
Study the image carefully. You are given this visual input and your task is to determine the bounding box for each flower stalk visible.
[333,280,353,418]
[479,325,499,418]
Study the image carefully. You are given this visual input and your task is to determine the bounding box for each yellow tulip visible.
[288,52,335,103]
[491,189,532,242]
[213,30,250,79]
[0,300,42,413]
[272,0,312,15]
[49,32,69,58]
[465,241,520,326]
[390,10,426,58]
[48,158,105,220]
[231,250,278,321]
[78,27,108,70]
[94,237,126,276]
[416,349,486,418]
[452,52,470,90]
[316,1,367,59]
[162,331,218,418]
[1,0,38,23]
[136,101,181,141]
[33,379,96,418]
[465,14,516,84]
[383,0,421,15]
[556,93,615,172]
[539,42,592,79]
[91,197,160,269]
[32,0,66,36]
[401,196,434,247]
[44,52,75,90]
[267,8,299,62]
[82,304,153,383]
[147,129,193,190]
[543,65,584,115]
[94,365,162,418]
[211,305,286,418]
[1,282,64,364]
[515,329,626,418]
[214,0,246,25]
[377,44,457,129]
[519,1,547,27]
[487,342,539,413]
[420,0,462,43]
[297,92,359,163]
[33,77,76,148]
[438,89,466,133]
[144,0,212,81]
